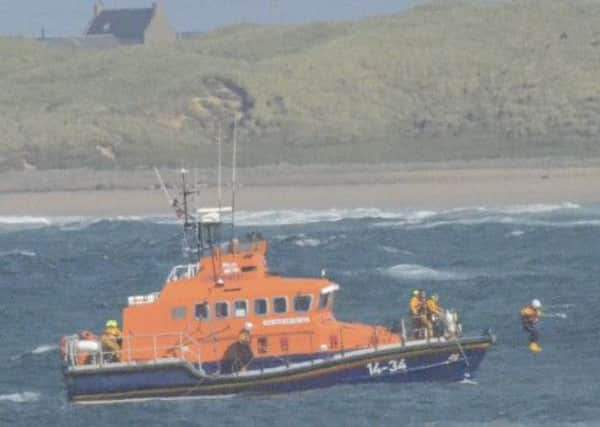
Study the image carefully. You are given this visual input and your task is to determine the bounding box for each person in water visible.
[521,299,543,352]
[222,322,254,373]
[101,319,122,362]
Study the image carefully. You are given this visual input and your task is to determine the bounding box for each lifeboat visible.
[60,177,494,403]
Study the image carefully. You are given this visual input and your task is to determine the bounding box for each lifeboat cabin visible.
[121,237,400,371]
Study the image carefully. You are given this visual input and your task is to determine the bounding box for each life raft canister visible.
[60,331,99,365]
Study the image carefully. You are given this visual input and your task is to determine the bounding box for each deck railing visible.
[63,331,203,369]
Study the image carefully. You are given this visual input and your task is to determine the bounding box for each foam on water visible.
[11,343,59,360]
[508,230,526,237]
[0,392,40,403]
[410,217,600,230]
[379,245,401,254]
[293,238,321,247]
[0,216,51,225]
[0,249,36,257]
[382,264,469,281]
[543,312,568,319]
[235,208,407,226]
[495,201,580,214]
[0,202,592,231]
[31,344,58,355]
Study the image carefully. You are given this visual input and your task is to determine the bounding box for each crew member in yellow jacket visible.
[426,294,443,337]
[520,299,542,352]
[101,320,123,362]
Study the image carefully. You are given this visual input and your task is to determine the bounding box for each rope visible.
[453,336,471,369]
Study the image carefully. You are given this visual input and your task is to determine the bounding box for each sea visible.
[1,202,599,426]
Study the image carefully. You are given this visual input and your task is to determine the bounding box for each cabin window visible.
[254,298,268,315]
[215,301,229,318]
[294,294,312,312]
[319,293,334,310]
[273,297,287,314]
[234,300,248,317]
[171,306,187,320]
[319,293,329,309]
[194,303,209,320]
[257,337,268,354]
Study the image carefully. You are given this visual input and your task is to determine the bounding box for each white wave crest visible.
[294,238,321,247]
[508,230,525,237]
[411,217,600,230]
[546,303,575,309]
[0,392,40,403]
[0,202,590,230]
[31,344,58,354]
[0,249,36,257]
[383,264,468,281]
[543,312,567,319]
[0,216,51,225]
[495,202,580,214]
[235,208,408,226]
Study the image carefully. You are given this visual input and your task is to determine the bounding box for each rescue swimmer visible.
[520,299,542,352]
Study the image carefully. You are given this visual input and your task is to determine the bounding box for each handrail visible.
[64,331,204,369]
[166,263,200,282]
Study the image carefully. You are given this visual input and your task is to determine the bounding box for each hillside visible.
[1,0,600,170]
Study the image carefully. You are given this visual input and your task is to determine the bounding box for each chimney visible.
[152,1,164,12]
[94,0,104,17]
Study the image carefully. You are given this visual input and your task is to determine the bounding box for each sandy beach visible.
[2,164,600,216]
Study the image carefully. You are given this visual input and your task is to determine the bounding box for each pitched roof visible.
[86,8,155,41]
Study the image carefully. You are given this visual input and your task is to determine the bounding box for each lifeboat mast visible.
[174,116,239,283]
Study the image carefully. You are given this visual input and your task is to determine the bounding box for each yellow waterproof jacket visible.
[409,296,422,316]
[104,327,122,338]
[520,305,540,323]
[426,299,442,316]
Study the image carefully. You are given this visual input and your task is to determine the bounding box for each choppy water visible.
[1,203,599,426]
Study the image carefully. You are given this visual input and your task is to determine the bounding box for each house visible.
[85,1,175,45]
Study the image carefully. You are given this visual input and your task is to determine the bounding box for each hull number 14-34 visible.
[366,359,407,376]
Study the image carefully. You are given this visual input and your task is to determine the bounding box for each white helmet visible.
[531,299,542,309]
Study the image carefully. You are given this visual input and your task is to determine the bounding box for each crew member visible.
[418,290,433,338]
[101,319,122,362]
[426,294,443,337]
[521,299,543,352]
[409,289,421,317]
[222,322,254,373]
[409,289,422,337]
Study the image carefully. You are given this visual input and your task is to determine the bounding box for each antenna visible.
[231,115,238,240]
[217,122,222,212]
[154,166,185,220]
[181,168,189,228]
